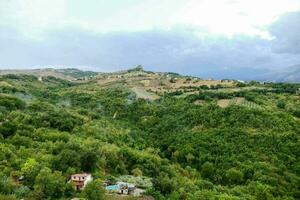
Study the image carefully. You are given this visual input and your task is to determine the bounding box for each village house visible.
[70,173,93,191]
[106,182,135,195]
[105,181,145,196]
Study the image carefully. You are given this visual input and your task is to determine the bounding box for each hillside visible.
[0,66,240,100]
[0,69,299,199]
[94,66,238,100]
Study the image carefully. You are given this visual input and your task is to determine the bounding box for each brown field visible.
[217,99,232,108]
[217,97,246,108]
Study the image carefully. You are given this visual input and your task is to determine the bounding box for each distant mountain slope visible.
[259,65,300,83]
[1,65,299,84]
[0,66,237,100]
[94,66,236,100]
[0,68,97,80]
[54,68,98,78]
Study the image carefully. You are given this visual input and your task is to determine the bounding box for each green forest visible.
[0,74,299,199]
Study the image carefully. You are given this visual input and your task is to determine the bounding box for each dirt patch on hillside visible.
[194,100,205,105]
[131,87,160,100]
[217,99,232,108]
[217,97,246,108]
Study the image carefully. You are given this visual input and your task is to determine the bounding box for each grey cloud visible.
[1,12,300,80]
[269,11,300,54]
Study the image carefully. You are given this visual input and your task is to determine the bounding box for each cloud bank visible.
[0,0,300,80]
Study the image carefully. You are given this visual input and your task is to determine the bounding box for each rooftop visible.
[71,173,91,177]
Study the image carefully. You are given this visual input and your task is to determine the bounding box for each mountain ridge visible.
[1,65,299,83]
[260,65,300,83]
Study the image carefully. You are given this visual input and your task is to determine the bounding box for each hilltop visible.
[0,66,241,100]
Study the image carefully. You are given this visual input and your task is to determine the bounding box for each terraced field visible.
[217,97,261,108]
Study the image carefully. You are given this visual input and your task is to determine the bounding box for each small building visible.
[105,182,136,195]
[70,173,93,191]
[117,182,135,195]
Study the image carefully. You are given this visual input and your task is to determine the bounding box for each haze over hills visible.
[1,65,299,83]
[0,68,97,81]
[259,65,300,83]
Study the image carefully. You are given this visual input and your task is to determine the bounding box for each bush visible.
[277,100,286,109]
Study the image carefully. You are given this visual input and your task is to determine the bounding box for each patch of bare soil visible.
[194,100,205,105]
[217,99,231,108]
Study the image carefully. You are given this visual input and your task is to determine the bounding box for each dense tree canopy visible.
[0,74,299,199]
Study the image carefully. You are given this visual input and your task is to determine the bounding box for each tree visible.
[0,95,25,111]
[34,167,68,199]
[81,179,106,200]
[21,158,41,187]
[81,149,99,172]
[170,78,176,83]
[201,162,215,180]
[154,173,175,195]
[225,168,244,185]
[185,153,195,165]
[132,168,143,177]
[236,82,246,87]
[0,121,17,138]
[53,149,81,171]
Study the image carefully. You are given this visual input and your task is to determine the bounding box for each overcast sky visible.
[0,0,300,79]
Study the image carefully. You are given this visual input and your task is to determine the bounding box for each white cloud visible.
[0,0,300,80]
[0,0,67,39]
[0,0,299,39]
[179,0,300,37]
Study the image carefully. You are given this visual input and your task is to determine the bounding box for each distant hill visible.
[94,66,237,100]
[259,65,300,83]
[0,66,238,100]
[0,68,97,81]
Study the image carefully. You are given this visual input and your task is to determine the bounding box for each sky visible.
[0,0,300,79]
